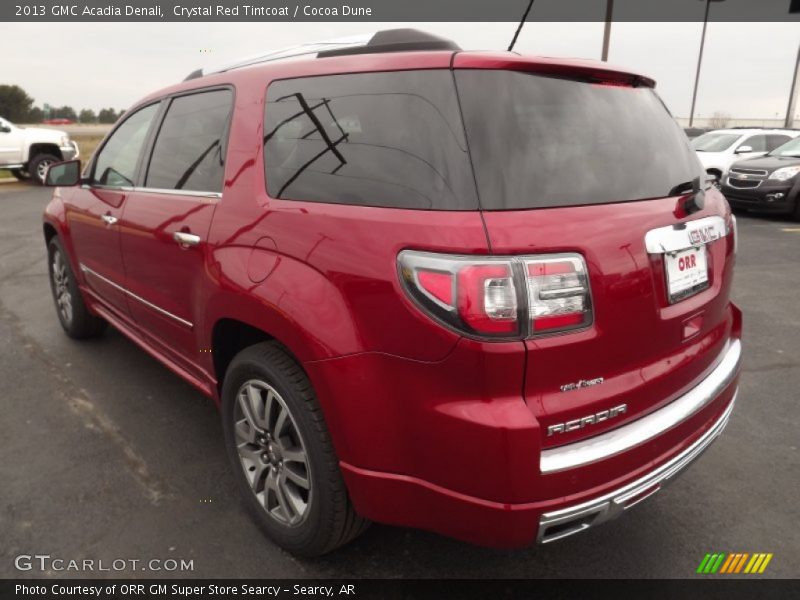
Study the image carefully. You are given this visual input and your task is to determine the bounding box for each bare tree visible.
[709,111,731,129]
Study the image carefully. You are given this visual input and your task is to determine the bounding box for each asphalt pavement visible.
[1,182,798,579]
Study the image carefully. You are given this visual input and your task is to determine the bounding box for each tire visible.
[221,341,369,556]
[29,153,60,185]
[10,168,31,181]
[47,238,107,339]
[793,200,800,223]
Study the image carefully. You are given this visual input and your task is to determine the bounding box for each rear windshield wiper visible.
[669,176,705,215]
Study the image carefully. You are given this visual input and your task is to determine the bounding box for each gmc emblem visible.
[689,226,719,245]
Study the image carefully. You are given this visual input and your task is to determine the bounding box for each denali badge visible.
[560,377,604,393]
[547,404,627,436]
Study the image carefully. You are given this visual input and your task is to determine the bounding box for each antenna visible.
[508,0,535,52]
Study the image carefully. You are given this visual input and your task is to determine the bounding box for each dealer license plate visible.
[665,246,709,303]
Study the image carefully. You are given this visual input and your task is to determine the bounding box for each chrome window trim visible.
[540,337,741,474]
[79,184,220,199]
[131,187,222,199]
[644,215,727,254]
[537,392,736,543]
[80,264,193,329]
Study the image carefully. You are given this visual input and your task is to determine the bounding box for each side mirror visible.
[0,125,10,133]
[735,145,753,154]
[44,160,82,187]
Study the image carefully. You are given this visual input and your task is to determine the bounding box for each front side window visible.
[740,135,767,152]
[263,70,478,210]
[93,103,159,187]
[145,89,232,193]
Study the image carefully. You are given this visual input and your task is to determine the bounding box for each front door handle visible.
[101,214,118,226]
[173,231,201,248]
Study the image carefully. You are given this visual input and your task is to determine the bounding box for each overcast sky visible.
[1,21,798,119]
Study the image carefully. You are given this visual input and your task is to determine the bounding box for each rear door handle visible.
[173,231,201,248]
[101,214,118,226]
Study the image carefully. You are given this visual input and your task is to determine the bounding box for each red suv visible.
[42,30,742,556]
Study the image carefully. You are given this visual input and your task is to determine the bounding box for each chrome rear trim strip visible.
[538,392,736,543]
[644,215,727,254]
[80,264,193,329]
[540,338,741,474]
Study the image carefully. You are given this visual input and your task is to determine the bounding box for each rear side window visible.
[93,103,158,187]
[146,89,232,193]
[263,70,478,210]
[456,70,703,210]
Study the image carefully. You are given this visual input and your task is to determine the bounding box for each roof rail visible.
[183,29,461,81]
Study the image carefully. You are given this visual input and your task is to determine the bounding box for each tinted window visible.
[771,137,800,157]
[456,70,703,210]
[740,135,767,152]
[767,135,792,151]
[146,89,232,193]
[263,71,478,210]
[93,103,158,187]
[690,132,740,152]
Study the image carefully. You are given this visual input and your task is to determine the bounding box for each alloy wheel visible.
[36,158,54,181]
[51,250,73,325]
[234,380,312,526]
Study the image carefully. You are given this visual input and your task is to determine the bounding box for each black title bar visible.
[2,0,800,22]
[3,579,800,600]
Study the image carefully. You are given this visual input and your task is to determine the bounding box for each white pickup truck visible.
[0,117,79,184]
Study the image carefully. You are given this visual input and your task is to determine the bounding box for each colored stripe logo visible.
[696,552,773,574]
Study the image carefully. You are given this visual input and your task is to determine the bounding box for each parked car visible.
[0,116,79,184]
[690,128,799,183]
[0,117,80,184]
[41,29,742,556]
[722,135,800,219]
[42,118,75,125]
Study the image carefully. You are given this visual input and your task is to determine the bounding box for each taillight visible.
[525,256,592,333]
[398,250,592,340]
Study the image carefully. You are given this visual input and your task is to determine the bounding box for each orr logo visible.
[677,253,698,271]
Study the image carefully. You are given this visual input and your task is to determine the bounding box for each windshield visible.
[455,70,703,210]
[690,132,741,152]
[769,136,800,157]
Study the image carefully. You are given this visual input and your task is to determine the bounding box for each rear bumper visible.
[330,334,740,548]
[310,295,742,548]
[537,391,735,543]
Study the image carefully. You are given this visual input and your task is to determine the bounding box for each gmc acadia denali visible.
[42,30,742,556]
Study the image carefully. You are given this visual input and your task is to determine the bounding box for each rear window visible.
[456,70,703,210]
[263,70,478,210]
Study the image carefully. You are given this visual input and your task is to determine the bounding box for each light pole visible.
[601,0,613,62]
[785,43,800,128]
[689,0,725,128]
